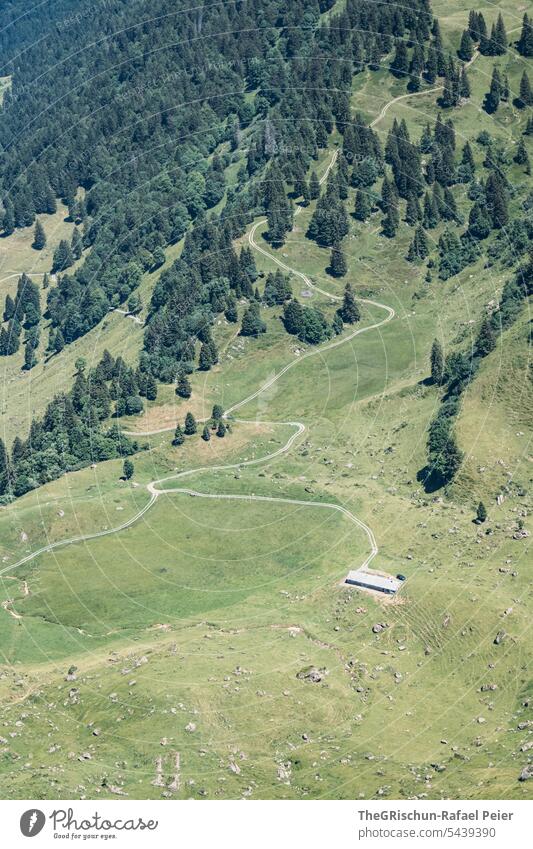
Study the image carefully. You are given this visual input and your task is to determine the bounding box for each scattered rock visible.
[296,666,327,683]
[518,764,533,782]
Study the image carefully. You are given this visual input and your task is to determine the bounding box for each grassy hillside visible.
[0,0,531,801]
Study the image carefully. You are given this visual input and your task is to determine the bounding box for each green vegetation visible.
[0,0,531,804]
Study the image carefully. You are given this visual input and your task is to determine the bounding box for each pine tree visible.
[145,374,157,401]
[485,171,509,228]
[3,294,15,322]
[459,66,471,99]
[424,45,438,84]
[201,424,211,441]
[0,437,9,494]
[52,239,74,273]
[216,421,226,438]
[492,14,507,56]
[423,192,439,229]
[467,202,491,240]
[23,340,37,370]
[123,459,134,480]
[405,193,422,225]
[240,301,266,337]
[53,329,65,354]
[176,372,192,398]
[517,71,532,108]
[32,219,46,250]
[478,14,490,54]
[225,293,238,323]
[514,138,529,167]
[476,501,487,523]
[338,283,360,324]
[391,40,409,78]
[71,226,83,260]
[172,424,185,446]
[381,176,399,237]
[283,299,305,336]
[198,342,214,371]
[406,226,429,262]
[476,317,496,356]
[309,172,320,200]
[212,404,224,422]
[2,202,15,236]
[184,412,197,435]
[354,189,371,222]
[430,339,445,384]
[329,243,347,277]
[484,66,501,113]
[501,74,510,102]
[458,30,474,62]
[517,13,533,57]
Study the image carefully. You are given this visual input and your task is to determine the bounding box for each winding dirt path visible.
[3,149,394,580]
[370,49,480,129]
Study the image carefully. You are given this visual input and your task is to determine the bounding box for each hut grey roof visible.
[345,569,401,593]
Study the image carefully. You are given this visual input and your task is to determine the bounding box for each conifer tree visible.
[202,424,211,441]
[514,138,530,173]
[172,424,185,446]
[381,176,399,237]
[484,66,502,113]
[145,374,157,401]
[354,189,371,221]
[2,202,15,236]
[198,342,214,371]
[424,45,438,84]
[123,459,134,480]
[3,294,15,322]
[329,243,347,277]
[458,30,474,62]
[338,283,360,323]
[71,226,83,260]
[476,317,496,356]
[517,71,532,107]
[52,239,74,273]
[423,192,439,229]
[32,219,46,250]
[225,293,238,323]
[492,14,507,56]
[405,193,422,225]
[517,13,533,57]
[216,421,226,438]
[485,171,509,228]
[501,74,510,102]
[176,371,191,398]
[430,339,445,385]
[53,328,65,354]
[23,339,37,370]
[391,40,409,79]
[406,226,429,262]
[283,299,305,336]
[467,202,491,240]
[476,501,487,523]
[184,412,197,435]
[459,66,471,99]
[309,172,320,200]
[240,301,266,337]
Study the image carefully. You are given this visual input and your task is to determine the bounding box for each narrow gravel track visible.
[5,150,394,576]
